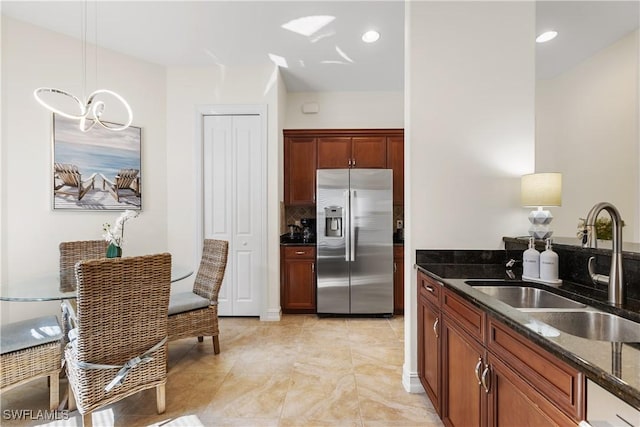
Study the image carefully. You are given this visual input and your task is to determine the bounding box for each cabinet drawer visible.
[487,317,585,421]
[442,288,485,342]
[418,271,441,307]
[283,246,316,259]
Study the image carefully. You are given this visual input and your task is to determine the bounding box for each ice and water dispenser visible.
[324,206,343,237]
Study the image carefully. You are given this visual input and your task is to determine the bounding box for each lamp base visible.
[528,208,553,239]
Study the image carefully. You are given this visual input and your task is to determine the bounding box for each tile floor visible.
[1,315,444,427]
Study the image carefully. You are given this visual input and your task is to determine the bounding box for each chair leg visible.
[197,336,203,342]
[82,413,92,427]
[49,372,60,410]
[156,383,166,414]
[213,335,220,354]
[68,383,77,411]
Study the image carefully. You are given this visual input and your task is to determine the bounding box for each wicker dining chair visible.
[65,253,172,427]
[59,240,109,292]
[168,239,229,354]
[0,315,63,410]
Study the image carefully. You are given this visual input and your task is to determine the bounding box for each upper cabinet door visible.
[285,136,317,205]
[387,136,404,205]
[317,137,351,169]
[352,136,387,168]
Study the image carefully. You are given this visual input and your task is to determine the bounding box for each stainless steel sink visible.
[469,285,587,309]
[528,311,640,342]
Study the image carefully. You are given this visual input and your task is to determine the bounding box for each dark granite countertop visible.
[280,242,316,247]
[416,262,640,410]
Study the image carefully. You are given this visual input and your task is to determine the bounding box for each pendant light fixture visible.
[33,1,132,132]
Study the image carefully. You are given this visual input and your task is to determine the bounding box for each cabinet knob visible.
[295,251,305,255]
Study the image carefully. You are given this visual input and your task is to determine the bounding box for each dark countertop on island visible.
[416,262,640,410]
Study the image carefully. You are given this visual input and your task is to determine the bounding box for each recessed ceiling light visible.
[536,30,558,43]
[362,30,380,43]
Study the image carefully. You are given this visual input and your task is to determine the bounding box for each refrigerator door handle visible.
[350,190,356,262]
[344,190,350,262]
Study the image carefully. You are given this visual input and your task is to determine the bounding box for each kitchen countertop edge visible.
[415,264,640,410]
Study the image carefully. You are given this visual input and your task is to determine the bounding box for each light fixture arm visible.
[32,1,132,132]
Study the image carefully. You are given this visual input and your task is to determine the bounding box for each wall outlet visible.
[396,220,403,229]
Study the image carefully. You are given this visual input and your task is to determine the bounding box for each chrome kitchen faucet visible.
[582,202,625,306]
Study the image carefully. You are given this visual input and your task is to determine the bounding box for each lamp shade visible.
[521,173,562,207]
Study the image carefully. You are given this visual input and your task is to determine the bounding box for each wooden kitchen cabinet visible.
[387,135,404,205]
[283,129,404,206]
[284,136,316,205]
[281,246,316,313]
[393,245,404,314]
[317,135,386,169]
[317,136,351,168]
[487,353,577,426]
[417,271,441,414]
[419,272,585,427]
[486,318,585,423]
[441,287,486,427]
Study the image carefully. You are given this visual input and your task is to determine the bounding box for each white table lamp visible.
[521,173,562,239]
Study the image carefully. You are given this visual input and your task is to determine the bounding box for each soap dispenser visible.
[540,238,559,282]
[522,237,540,279]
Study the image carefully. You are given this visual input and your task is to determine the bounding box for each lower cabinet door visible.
[419,297,440,414]
[487,353,576,427]
[442,317,485,427]
[283,259,316,312]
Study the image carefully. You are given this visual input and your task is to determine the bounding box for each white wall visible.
[285,91,403,129]
[536,30,639,243]
[165,63,283,320]
[0,16,168,323]
[404,1,535,391]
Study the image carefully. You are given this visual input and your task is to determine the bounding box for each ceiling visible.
[536,1,639,80]
[0,1,405,92]
[1,1,638,91]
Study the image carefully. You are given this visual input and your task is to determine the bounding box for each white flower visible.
[103,210,139,246]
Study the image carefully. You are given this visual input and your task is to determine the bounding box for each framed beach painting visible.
[52,114,142,210]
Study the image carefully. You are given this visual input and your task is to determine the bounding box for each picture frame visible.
[52,114,142,210]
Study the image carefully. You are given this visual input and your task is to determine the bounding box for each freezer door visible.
[316,169,350,314]
[349,169,393,314]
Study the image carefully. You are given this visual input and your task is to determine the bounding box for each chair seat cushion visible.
[168,291,210,315]
[0,315,62,355]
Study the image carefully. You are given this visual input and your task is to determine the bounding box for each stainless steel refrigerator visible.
[316,169,393,315]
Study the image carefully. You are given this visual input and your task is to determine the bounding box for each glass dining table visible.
[0,265,193,302]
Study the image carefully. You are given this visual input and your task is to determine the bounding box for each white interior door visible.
[203,114,264,316]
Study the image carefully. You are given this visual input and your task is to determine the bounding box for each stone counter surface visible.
[415,262,640,411]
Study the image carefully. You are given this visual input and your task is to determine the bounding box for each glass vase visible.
[106,243,122,258]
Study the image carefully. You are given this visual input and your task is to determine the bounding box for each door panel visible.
[318,137,351,168]
[352,136,386,168]
[442,318,485,427]
[349,169,393,314]
[204,114,263,316]
[316,169,350,314]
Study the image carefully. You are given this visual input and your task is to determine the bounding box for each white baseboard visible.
[402,365,426,393]
[262,308,282,322]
